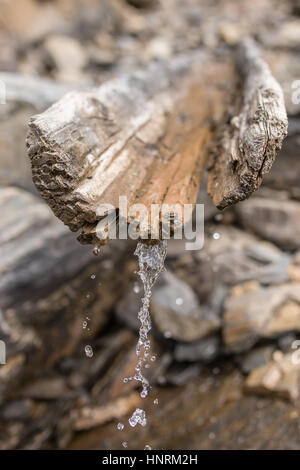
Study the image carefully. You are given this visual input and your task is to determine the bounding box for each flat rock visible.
[151,271,221,342]
[22,376,68,400]
[174,337,220,363]
[237,346,275,374]
[244,352,300,401]
[115,288,142,331]
[197,226,291,285]
[0,186,128,404]
[235,197,300,250]
[223,283,300,352]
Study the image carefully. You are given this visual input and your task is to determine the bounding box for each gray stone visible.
[151,271,221,342]
[174,337,220,363]
[236,197,300,250]
[237,346,275,374]
[1,399,32,421]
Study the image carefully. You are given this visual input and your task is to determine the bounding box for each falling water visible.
[122,239,167,434]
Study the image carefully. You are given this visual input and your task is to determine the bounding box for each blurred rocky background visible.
[1,0,300,450]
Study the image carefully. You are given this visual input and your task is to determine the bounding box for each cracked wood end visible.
[27,52,234,245]
[207,37,288,210]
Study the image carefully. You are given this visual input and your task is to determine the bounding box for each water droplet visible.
[93,246,101,256]
[128,408,147,427]
[212,232,220,240]
[153,398,158,405]
[150,355,156,362]
[122,441,128,448]
[90,274,96,280]
[82,321,87,329]
[123,377,128,383]
[133,283,140,294]
[85,345,93,358]
[163,331,172,339]
[140,390,147,398]
[144,445,152,450]
[117,422,124,431]
[175,297,183,306]
[214,213,223,222]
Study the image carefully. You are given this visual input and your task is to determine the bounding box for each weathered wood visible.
[27,52,234,245]
[207,37,288,210]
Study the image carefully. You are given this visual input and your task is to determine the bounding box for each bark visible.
[207,37,288,210]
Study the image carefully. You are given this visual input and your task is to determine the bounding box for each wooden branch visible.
[27,52,234,244]
[207,37,288,210]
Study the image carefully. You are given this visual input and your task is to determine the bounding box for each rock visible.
[230,281,260,298]
[289,265,300,282]
[165,364,201,385]
[278,333,298,353]
[174,337,220,363]
[235,197,300,250]
[264,50,300,116]
[244,352,300,401]
[237,346,275,374]
[198,226,291,285]
[262,20,300,49]
[0,74,81,191]
[145,37,172,60]
[0,187,129,404]
[0,72,76,110]
[151,271,221,342]
[22,376,68,400]
[223,283,300,352]
[115,288,142,330]
[263,133,300,200]
[71,392,141,431]
[126,0,156,8]
[68,365,300,451]
[1,399,32,421]
[43,35,88,83]
[219,23,243,45]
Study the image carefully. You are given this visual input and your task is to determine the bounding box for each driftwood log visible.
[27,39,287,245]
[207,38,288,209]
[27,51,234,244]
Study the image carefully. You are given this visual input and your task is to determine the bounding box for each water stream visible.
[123,239,168,431]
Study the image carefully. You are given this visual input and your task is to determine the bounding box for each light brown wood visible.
[27,52,235,245]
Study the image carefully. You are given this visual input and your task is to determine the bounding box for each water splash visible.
[129,408,147,428]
